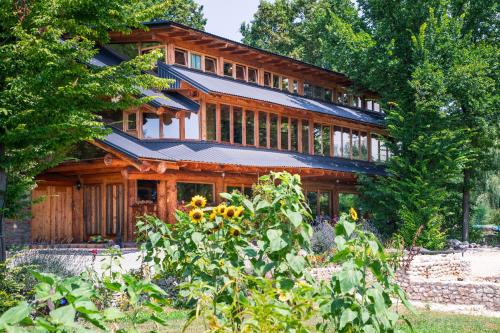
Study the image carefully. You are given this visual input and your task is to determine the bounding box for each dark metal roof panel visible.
[100,128,384,175]
[159,64,384,127]
[138,89,199,112]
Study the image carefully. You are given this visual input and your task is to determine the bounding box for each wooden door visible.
[31,185,73,243]
[83,184,102,239]
[105,183,125,240]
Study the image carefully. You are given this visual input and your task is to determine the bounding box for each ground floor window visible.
[177,182,214,204]
[226,184,253,197]
[137,180,158,202]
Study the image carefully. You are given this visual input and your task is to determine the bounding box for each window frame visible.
[174,48,188,66]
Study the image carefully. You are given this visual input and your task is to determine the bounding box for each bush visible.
[0,258,37,313]
[398,209,446,250]
[311,221,335,254]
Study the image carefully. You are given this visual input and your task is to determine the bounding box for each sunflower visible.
[229,226,241,237]
[223,206,237,219]
[209,208,217,221]
[234,206,245,218]
[349,207,358,221]
[216,203,227,215]
[278,292,290,302]
[189,208,204,223]
[190,195,207,208]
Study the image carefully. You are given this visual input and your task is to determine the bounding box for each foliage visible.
[0,248,170,332]
[311,221,335,254]
[138,172,410,332]
[241,0,499,244]
[0,257,36,313]
[154,0,207,30]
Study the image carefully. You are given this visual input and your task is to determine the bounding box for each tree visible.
[241,0,499,247]
[157,0,207,30]
[0,0,193,260]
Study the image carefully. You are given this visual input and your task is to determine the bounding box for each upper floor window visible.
[162,113,180,139]
[221,104,231,142]
[190,53,202,70]
[223,62,233,77]
[206,103,217,141]
[325,89,333,102]
[258,112,268,147]
[142,113,160,139]
[248,68,258,83]
[245,110,255,146]
[304,83,313,98]
[126,112,137,131]
[264,72,271,87]
[233,107,243,144]
[272,74,280,89]
[293,80,299,94]
[270,114,278,149]
[301,120,309,154]
[282,78,289,92]
[184,112,199,140]
[142,112,180,139]
[235,65,246,81]
[205,57,217,73]
[174,49,187,66]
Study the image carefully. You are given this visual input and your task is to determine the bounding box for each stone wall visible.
[4,217,31,247]
[402,254,471,281]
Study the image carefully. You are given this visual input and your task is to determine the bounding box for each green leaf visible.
[219,192,232,200]
[50,306,76,326]
[103,308,125,321]
[267,229,287,252]
[148,231,161,246]
[286,253,305,275]
[242,198,254,214]
[0,302,30,329]
[286,210,302,227]
[339,308,357,329]
[74,300,99,314]
[31,271,56,285]
[191,232,203,245]
[343,221,355,237]
[256,200,271,211]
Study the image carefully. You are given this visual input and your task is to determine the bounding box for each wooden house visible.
[31,21,387,244]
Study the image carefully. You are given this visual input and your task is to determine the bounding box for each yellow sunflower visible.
[234,206,245,218]
[216,203,227,215]
[349,207,358,221]
[278,292,290,302]
[190,195,207,208]
[209,208,217,221]
[223,206,237,219]
[229,226,241,237]
[189,208,204,223]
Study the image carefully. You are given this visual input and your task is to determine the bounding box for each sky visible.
[194,0,261,42]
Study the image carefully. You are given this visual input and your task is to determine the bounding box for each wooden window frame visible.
[176,181,215,205]
[174,48,188,66]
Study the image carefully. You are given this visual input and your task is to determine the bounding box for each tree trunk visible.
[0,142,7,262]
[462,168,471,242]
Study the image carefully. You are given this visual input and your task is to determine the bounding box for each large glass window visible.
[360,132,368,160]
[281,117,289,150]
[293,80,299,94]
[352,130,360,159]
[290,119,298,151]
[220,105,230,142]
[319,191,331,216]
[235,65,245,80]
[322,126,331,156]
[245,110,255,145]
[142,113,160,139]
[334,126,342,157]
[342,128,351,158]
[190,53,201,70]
[282,78,289,92]
[371,134,380,161]
[264,72,271,87]
[380,140,388,162]
[325,89,332,102]
[206,103,216,141]
[248,68,258,83]
[223,62,233,77]
[270,114,278,149]
[162,113,180,139]
[304,83,313,98]
[102,110,124,130]
[233,107,243,144]
[307,191,318,218]
[184,112,199,140]
[313,86,324,100]
[259,112,267,147]
[272,74,280,89]
[314,124,322,155]
[137,180,157,202]
[127,112,137,131]
[205,57,217,73]
[177,182,214,204]
[301,120,309,154]
[174,49,187,66]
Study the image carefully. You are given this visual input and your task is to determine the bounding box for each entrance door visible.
[83,184,102,239]
[105,183,125,241]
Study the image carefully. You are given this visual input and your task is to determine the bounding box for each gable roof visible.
[158,63,384,126]
[100,127,385,176]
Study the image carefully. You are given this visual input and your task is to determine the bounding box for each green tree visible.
[156,0,207,30]
[0,0,188,260]
[241,0,499,247]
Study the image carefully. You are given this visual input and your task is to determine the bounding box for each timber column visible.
[166,179,177,224]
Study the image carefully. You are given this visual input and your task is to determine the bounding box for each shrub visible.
[0,258,37,313]
[311,221,335,254]
[398,209,446,250]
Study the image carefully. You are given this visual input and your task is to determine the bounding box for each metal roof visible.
[100,127,385,176]
[158,63,385,127]
[90,47,198,112]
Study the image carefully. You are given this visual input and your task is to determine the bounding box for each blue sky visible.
[194,0,261,42]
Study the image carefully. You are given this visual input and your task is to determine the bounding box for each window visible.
[221,104,230,142]
[264,72,271,87]
[233,107,243,144]
[174,49,187,66]
[177,182,214,204]
[342,128,351,158]
[338,92,348,104]
[290,118,298,151]
[325,89,332,102]
[282,78,289,92]
[137,180,157,202]
[304,83,313,98]
[127,112,137,131]
[380,140,388,162]
[313,86,324,100]
[243,186,253,197]
[142,113,160,139]
[235,65,246,80]
[307,191,318,218]
[301,120,309,154]
[293,80,299,94]
[314,124,322,155]
[374,102,380,112]
[227,185,242,194]
[248,67,258,83]
[106,43,140,59]
[334,126,342,157]
[270,114,278,149]
[352,130,360,159]
[259,112,267,147]
[205,57,217,73]
[360,132,368,160]
[223,62,233,77]
[371,133,380,161]
[162,113,180,139]
[272,74,280,89]
[102,110,124,130]
[319,191,331,216]
[184,112,199,140]
[206,103,217,141]
[366,100,374,111]
[322,126,331,156]
[281,117,289,150]
[245,110,255,145]
[190,53,201,70]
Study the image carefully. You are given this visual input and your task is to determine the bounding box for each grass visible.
[129,308,500,333]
